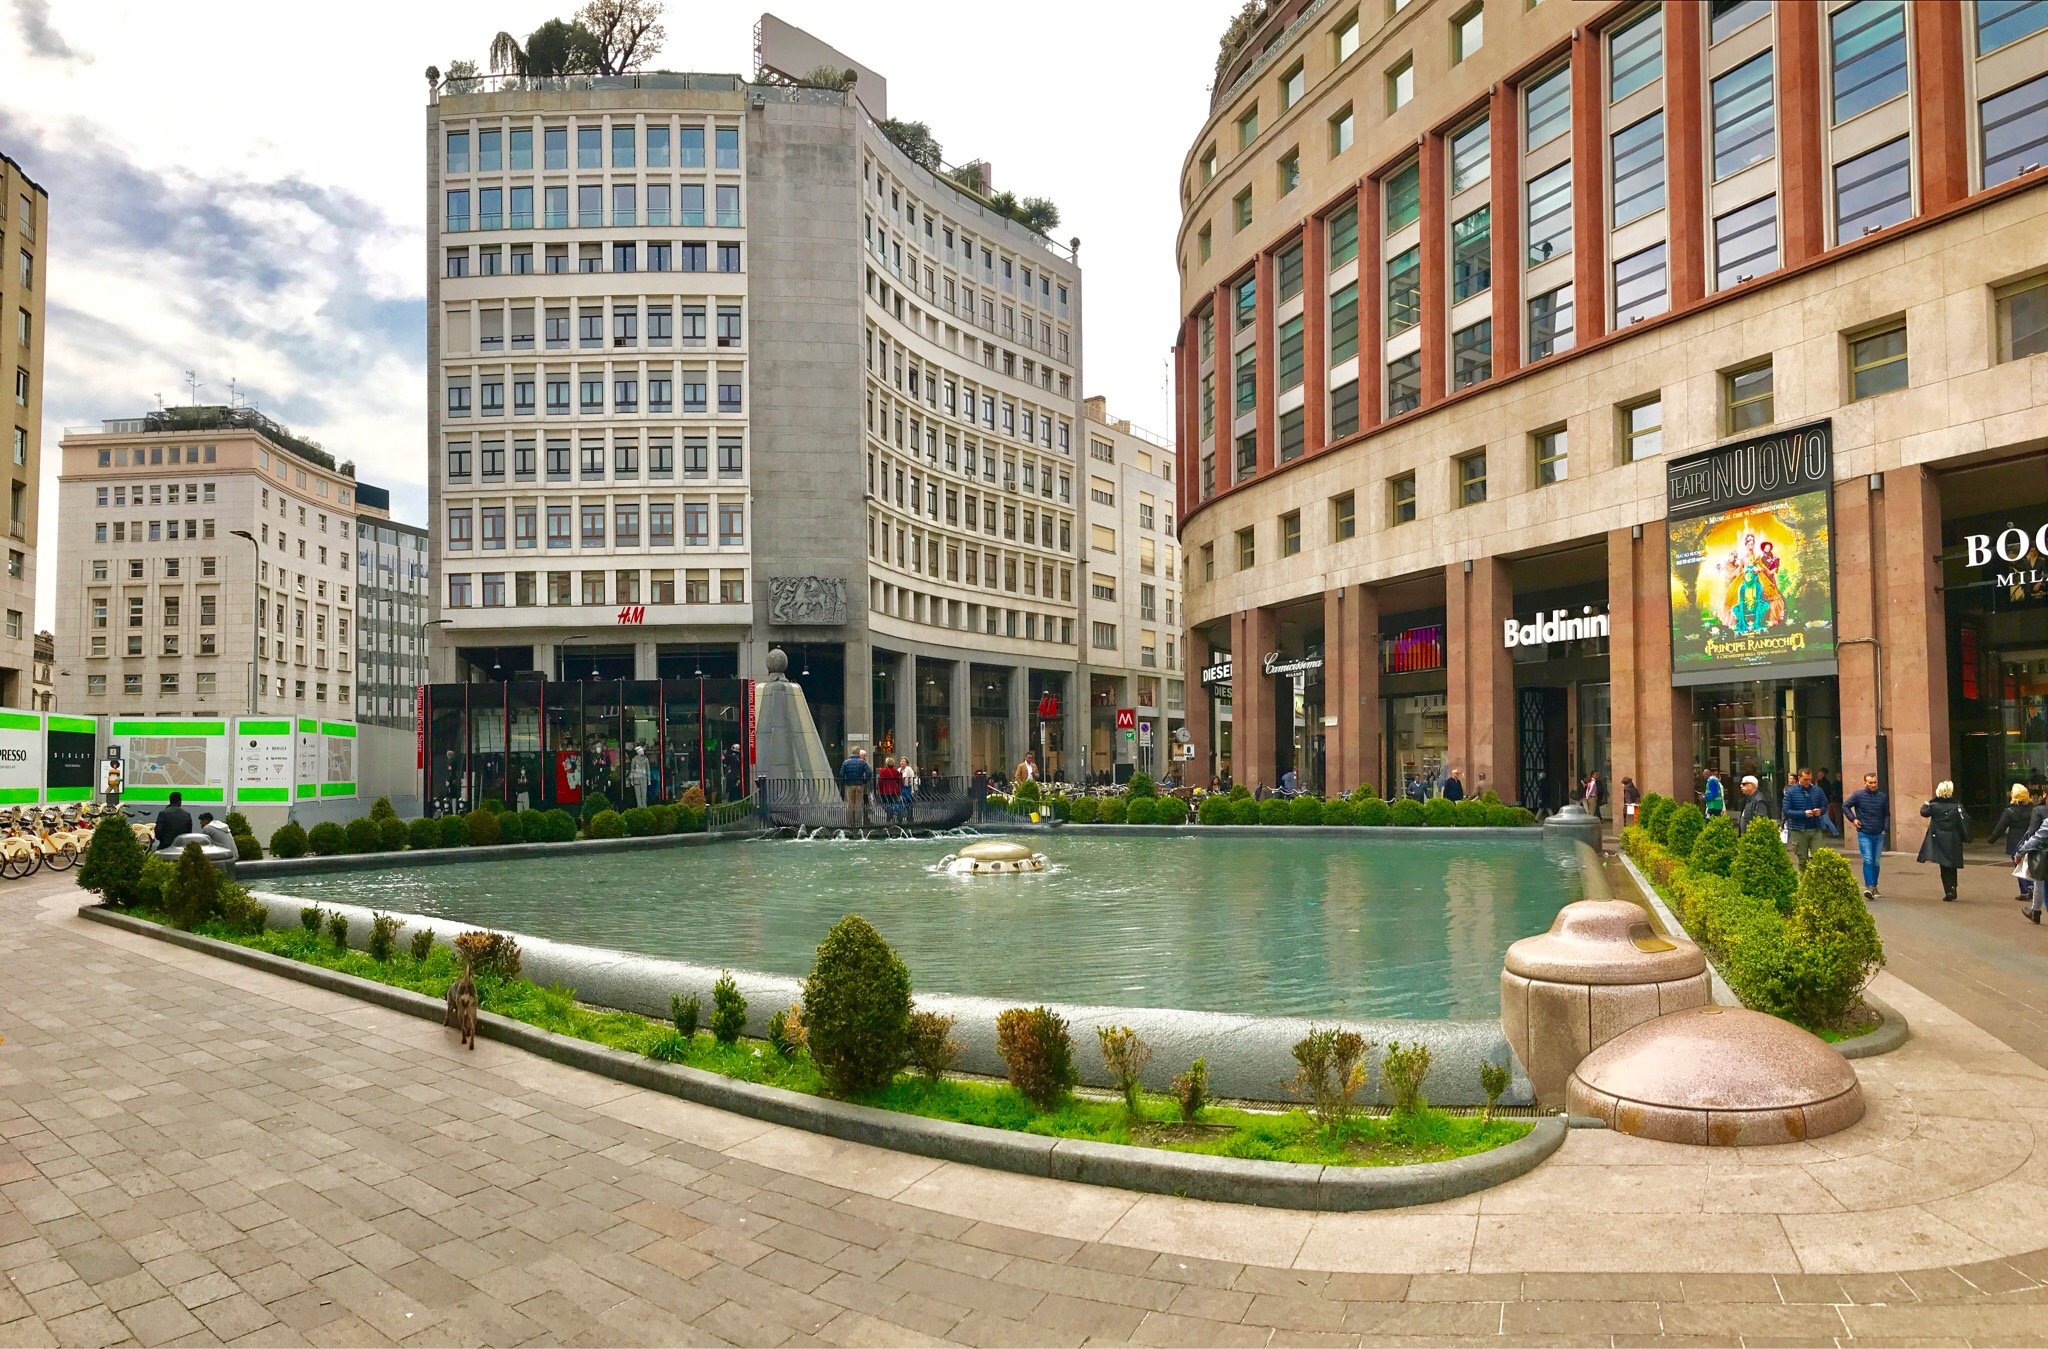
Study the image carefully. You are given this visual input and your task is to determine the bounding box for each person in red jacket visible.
[876,756,904,825]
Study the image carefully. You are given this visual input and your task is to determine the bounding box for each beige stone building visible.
[54,408,367,720]
[0,154,46,708]
[1174,0,2048,822]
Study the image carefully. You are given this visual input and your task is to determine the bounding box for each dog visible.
[444,960,479,1050]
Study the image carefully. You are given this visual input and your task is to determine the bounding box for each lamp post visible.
[229,530,260,716]
[558,634,588,682]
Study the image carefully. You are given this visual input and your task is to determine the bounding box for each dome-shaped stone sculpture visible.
[1566,1004,1863,1145]
[941,839,1048,875]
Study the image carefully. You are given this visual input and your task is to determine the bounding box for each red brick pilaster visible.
[1779,1,1827,265]
[1913,0,1970,212]
[1571,26,1609,343]
[1419,131,1448,404]
[1666,0,1707,307]
[1489,83,1523,378]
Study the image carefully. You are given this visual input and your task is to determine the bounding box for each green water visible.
[265,833,1586,1020]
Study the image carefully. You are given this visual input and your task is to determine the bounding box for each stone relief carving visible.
[767,575,848,626]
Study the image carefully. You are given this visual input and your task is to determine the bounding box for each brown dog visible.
[444,961,478,1050]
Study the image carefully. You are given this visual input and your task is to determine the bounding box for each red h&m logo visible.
[615,605,646,625]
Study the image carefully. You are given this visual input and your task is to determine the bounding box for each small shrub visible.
[268,820,310,860]
[766,1005,806,1058]
[1348,782,1380,802]
[1011,779,1042,810]
[163,843,222,931]
[1665,803,1707,858]
[1197,794,1229,825]
[1380,1040,1432,1117]
[463,809,502,847]
[1291,1026,1371,1131]
[1357,797,1391,826]
[368,797,398,821]
[802,915,912,1095]
[1453,798,1488,827]
[587,809,626,840]
[622,806,657,837]
[410,929,434,960]
[1689,815,1739,876]
[906,1009,960,1082]
[452,929,522,980]
[1422,796,1457,828]
[1259,797,1292,825]
[710,972,747,1043]
[344,817,381,854]
[1227,784,1251,800]
[1637,793,1667,839]
[580,792,614,824]
[673,804,707,833]
[670,992,701,1038]
[1388,798,1425,827]
[438,814,471,849]
[1096,1025,1152,1115]
[222,810,252,837]
[647,1033,691,1063]
[1170,1057,1209,1122]
[1645,796,1677,844]
[1733,815,1798,913]
[995,1006,1077,1111]
[1124,772,1156,799]
[480,797,507,814]
[1070,796,1100,824]
[217,885,268,937]
[407,816,441,850]
[368,912,402,962]
[1289,796,1325,827]
[679,785,707,809]
[532,808,571,842]
[1322,797,1359,826]
[325,910,350,948]
[1781,848,1885,1026]
[650,805,677,834]
[1050,794,1074,822]
[306,821,347,857]
[1478,1061,1511,1124]
[233,833,262,861]
[300,905,324,933]
[377,816,409,852]
[1097,797,1128,825]
[496,811,527,844]
[1155,796,1190,825]
[1124,796,1160,825]
[135,855,174,911]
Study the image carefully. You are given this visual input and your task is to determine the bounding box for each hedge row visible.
[266,795,711,859]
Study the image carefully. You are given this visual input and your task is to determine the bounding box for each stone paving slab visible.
[3,872,2048,1345]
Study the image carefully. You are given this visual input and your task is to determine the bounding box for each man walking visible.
[838,747,871,828]
[1703,768,1725,818]
[1443,769,1465,802]
[1782,767,1828,870]
[1736,774,1772,833]
[1843,772,1890,900]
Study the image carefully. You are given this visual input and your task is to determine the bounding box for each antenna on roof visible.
[184,370,204,406]
[228,377,240,410]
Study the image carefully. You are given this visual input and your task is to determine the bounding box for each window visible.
[1386,245,1421,332]
[1277,315,1306,390]
[1330,378,1360,438]
[1712,51,1775,179]
[1525,64,1572,150]
[1611,112,1667,224]
[1714,195,1779,288]
[1387,56,1414,111]
[1277,510,1302,557]
[1997,276,2048,360]
[1197,224,1212,262]
[1329,492,1358,542]
[1834,136,1912,239]
[1621,396,1663,460]
[1233,189,1253,232]
[1329,203,1359,265]
[1280,61,1306,109]
[1384,160,1421,229]
[1451,207,1491,299]
[1451,320,1492,389]
[1724,361,1774,432]
[1278,407,1306,462]
[1331,105,1355,155]
[1278,150,1301,195]
[1614,242,1669,324]
[1387,352,1422,415]
[1831,0,1908,122]
[1390,472,1417,524]
[1849,322,1909,399]
[1453,3,1484,60]
[1238,105,1259,149]
[1982,74,2048,189]
[1330,281,1360,362]
[1091,622,1117,651]
[1235,345,1258,412]
[1335,10,1360,60]
[1610,9,1663,100]
[1527,284,1575,359]
[1236,527,1256,569]
[445,130,469,173]
[1711,0,1770,43]
[718,504,744,546]
[1450,117,1490,193]
[1533,427,1567,485]
[1200,147,1217,183]
[1525,162,1572,263]
[715,126,739,169]
[1980,0,2048,52]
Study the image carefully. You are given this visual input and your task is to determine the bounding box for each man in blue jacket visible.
[839,747,871,828]
[1781,767,1828,870]
[1843,771,1890,900]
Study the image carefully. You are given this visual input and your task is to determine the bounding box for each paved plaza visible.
[3,868,2048,1347]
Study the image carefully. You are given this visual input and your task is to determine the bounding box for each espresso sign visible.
[1667,421,1832,519]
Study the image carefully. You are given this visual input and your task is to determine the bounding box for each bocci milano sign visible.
[1964,523,2048,588]
[1503,606,1610,648]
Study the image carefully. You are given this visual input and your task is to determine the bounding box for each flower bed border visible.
[80,904,1566,1211]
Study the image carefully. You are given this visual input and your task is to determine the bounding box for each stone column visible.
[1834,480,1882,810]
[1778,1,1826,266]
[1323,583,1382,796]
[1008,664,1031,776]
[1878,466,1951,800]
[1232,607,1277,790]
[1665,0,1708,308]
[894,650,917,767]
[1570,26,1609,342]
[1487,82,1523,379]
[1446,558,1516,800]
[948,657,971,783]
[843,640,872,750]
[1186,632,1214,783]
[1609,524,1692,800]
[1912,0,1970,213]
[1065,671,1087,782]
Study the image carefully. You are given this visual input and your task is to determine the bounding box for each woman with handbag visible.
[2018,790,2048,925]
[1917,781,1971,903]
[1989,784,2038,905]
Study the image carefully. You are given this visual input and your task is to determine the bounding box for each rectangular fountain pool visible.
[259,832,1590,1020]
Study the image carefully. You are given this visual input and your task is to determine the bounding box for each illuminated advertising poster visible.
[1666,422,1838,686]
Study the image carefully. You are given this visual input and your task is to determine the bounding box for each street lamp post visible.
[229,530,260,717]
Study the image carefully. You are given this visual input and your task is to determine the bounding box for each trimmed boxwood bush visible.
[1388,797,1425,827]
[1197,794,1228,825]
[1780,848,1884,1025]
[1421,796,1457,827]
[1288,796,1324,826]
[344,817,381,854]
[1321,797,1358,826]
[1357,797,1391,826]
[307,821,347,856]
[1125,796,1160,825]
[802,915,913,1096]
[1733,815,1798,913]
[538,808,574,842]
[368,797,398,821]
[621,806,657,837]
[1689,815,1739,876]
[672,804,706,833]
[1258,797,1292,825]
[377,816,409,852]
[650,804,677,833]
[1066,796,1097,824]
[233,833,263,861]
[587,809,626,840]
[463,809,502,847]
[268,820,309,860]
[1155,795,1190,825]
[78,813,150,907]
[1098,797,1128,824]
[437,814,471,849]
[1348,782,1380,802]
[494,811,527,845]
[1049,795,1074,822]
[579,792,613,824]
[1665,802,1707,858]
[1124,772,1156,799]
[407,815,441,850]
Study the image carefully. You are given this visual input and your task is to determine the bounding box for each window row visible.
[444,182,740,232]
[81,671,348,703]
[444,123,739,175]
[445,239,741,277]
[869,515,1076,603]
[443,433,745,482]
[444,301,744,354]
[445,372,745,418]
[444,568,747,609]
[445,500,748,551]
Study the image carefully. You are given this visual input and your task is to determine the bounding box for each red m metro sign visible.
[1115,707,1136,731]
[615,606,646,625]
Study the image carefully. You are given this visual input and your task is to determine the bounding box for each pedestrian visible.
[1736,774,1772,833]
[1443,769,1465,802]
[1621,777,1641,825]
[1781,768,1827,869]
[877,755,903,824]
[1014,752,1037,784]
[1916,780,1971,902]
[1703,768,1725,818]
[2017,790,2048,925]
[1279,767,1299,797]
[838,746,871,828]
[901,760,920,827]
[1843,772,1891,900]
[1989,783,2037,904]
[1581,771,1600,816]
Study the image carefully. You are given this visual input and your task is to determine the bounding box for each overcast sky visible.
[1,0,1233,629]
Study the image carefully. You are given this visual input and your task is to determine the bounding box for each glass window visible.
[1982,73,2048,189]
[680,126,705,167]
[1724,361,1774,432]
[444,189,469,230]
[1235,345,1258,412]
[1996,276,2048,360]
[1237,527,1256,569]
[1712,51,1775,178]
[1534,428,1568,485]
[1525,64,1572,150]
[1238,105,1259,149]
[445,130,469,173]
[1279,409,1306,464]
[1610,9,1664,100]
[1331,105,1355,155]
[1622,396,1663,459]
[1387,56,1414,110]
[1332,491,1357,540]
[1457,451,1487,506]
[510,128,532,169]
[1979,0,2048,52]
[1528,284,1575,360]
[647,125,670,166]
[1526,162,1572,263]
[1453,3,1484,61]
[1330,281,1360,363]
[715,126,739,169]
[1714,195,1779,288]
[1451,207,1491,300]
[1281,61,1306,108]
[1331,378,1361,438]
[1834,136,1912,240]
[577,125,601,168]
[1831,1,1908,122]
[1386,245,1421,333]
[1277,315,1306,390]
[1385,160,1421,230]
[1614,243,1669,325]
[1451,320,1492,390]
[1335,11,1360,60]
[612,124,635,167]
[1451,117,1490,193]
[1711,0,1771,43]
[544,126,566,169]
[1849,322,1908,399]
[1277,242,1304,300]
[1390,472,1417,524]
[1387,352,1422,415]
[1611,112,1667,224]
[1234,188,1253,231]
[1234,274,1257,327]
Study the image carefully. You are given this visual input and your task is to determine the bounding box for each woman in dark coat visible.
[1989,784,2038,903]
[1917,780,1971,902]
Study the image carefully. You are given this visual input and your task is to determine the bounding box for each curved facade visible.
[1174,0,2048,819]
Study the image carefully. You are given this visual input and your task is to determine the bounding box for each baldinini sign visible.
[1503,606,1610,649]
